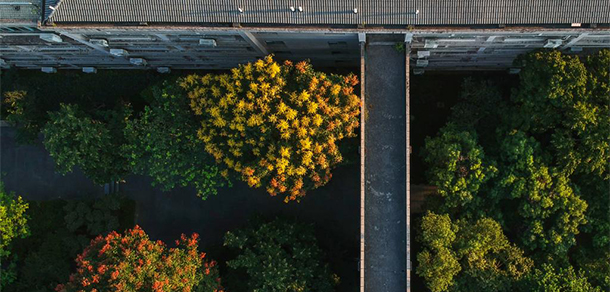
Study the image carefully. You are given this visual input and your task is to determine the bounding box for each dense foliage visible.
[63,194,127,236]
[1,70,163,144]
[417,212,532,292]
[422,124,496,215]
[0,184,30,288]
[124,84,227,198]
[182,56,360,202]
[418,49,610,291]
[2,90,44,142]
[517,264,601,292]
[42,104,131,184]
[5,195,134,292]
[56,226,222,292]
[224,218,338,291]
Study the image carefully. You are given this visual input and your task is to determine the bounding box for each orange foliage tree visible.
[181,56,361,202]
[56,226,222,292]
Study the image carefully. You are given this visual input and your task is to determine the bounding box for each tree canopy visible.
[57,226,222,292]
[124,84,228,198]
[419,49,610,291]
[181,56,360,202]
[223,218,338,292]
[0,183,30,288]
[42,104,131,184]
[417,212,532,292]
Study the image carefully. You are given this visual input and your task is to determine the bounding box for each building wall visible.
[0,27,608,71]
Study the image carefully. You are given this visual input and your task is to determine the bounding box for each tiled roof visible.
[0,0,42,23]
[47,0,610,26]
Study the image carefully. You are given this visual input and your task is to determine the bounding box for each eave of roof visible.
[47,0,610,26]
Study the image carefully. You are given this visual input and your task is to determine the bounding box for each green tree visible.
[42,104,130,184]
[2,90,46,143]
[573,248,610,290]
[513,50,609,179]
[416,213,461,292]
[63,194,124,236]
[0,183,30,288]
[182,56,361,202]
[124,84,227,199]
[493,132,588,257]
[57,226,222,292]
[417,212,532,292]
[422,124,497,215]
[518,264,601,292]
[224,218,338,292]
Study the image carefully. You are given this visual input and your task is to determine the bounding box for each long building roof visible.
[47,0,610,26]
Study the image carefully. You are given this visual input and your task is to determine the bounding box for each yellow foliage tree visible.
[181,56,360,202]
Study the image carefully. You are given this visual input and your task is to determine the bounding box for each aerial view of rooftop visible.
[0,0,609,291]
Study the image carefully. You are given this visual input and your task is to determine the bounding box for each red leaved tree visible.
[56,225,222,292]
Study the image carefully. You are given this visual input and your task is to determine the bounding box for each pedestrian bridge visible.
[360,34,411,292]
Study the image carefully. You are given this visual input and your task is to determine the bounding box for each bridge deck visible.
[363,34,408,292]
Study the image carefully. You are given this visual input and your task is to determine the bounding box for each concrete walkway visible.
[363,34,408,292]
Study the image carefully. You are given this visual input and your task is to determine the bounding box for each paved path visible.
[364,34,408,292]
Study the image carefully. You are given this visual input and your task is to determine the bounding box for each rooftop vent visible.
[41,67,57,73]
[424,40,438,49]
[198,39,217,47]
[157,67,171,73]
[509,68,521,74]
[417,51,430,58]
[129,58,147,66]
[89,39,109,47]
[109,49,128,57]
[39,34,62,43]
[543,39,563,48]
[416,59,429,67]
[82,67,97,73]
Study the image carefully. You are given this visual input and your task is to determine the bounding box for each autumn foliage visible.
[56,226,222,292]
[181,56,360,202]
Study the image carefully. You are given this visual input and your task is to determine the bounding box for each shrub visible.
[224,218,338,292]
[56,226,222,292]
[181,56,360,202]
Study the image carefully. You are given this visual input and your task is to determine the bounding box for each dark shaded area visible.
[0,68,223,120]
[410,71,518,185]
[364,34,407,292]
[0,124,359,292]
[409,71,518,291]
[6,196,134,292]
[0,126,104,198]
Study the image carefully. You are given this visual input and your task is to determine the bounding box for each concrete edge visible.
[405,44,412,291]
[359,37,366,292]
